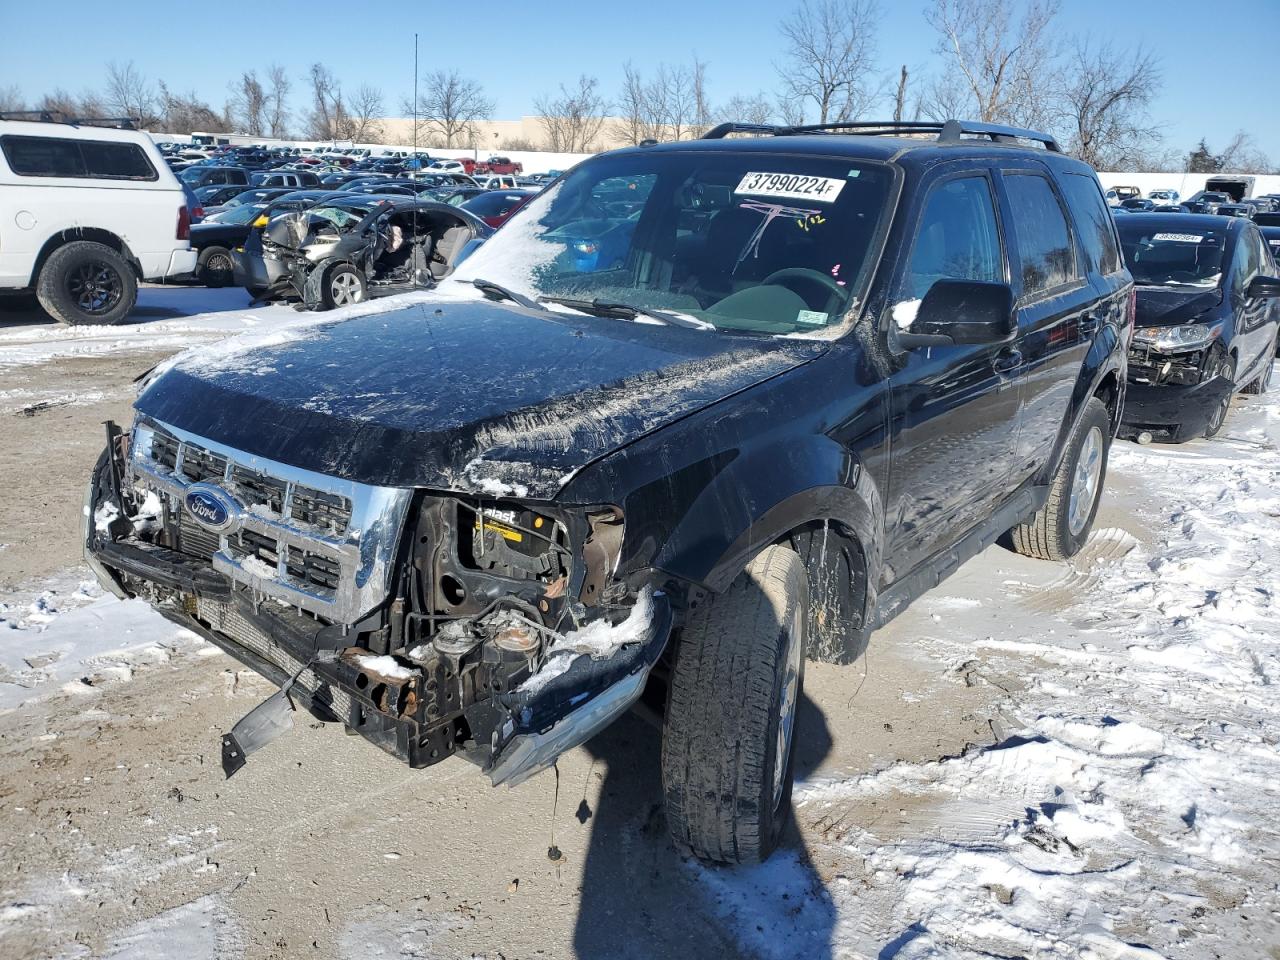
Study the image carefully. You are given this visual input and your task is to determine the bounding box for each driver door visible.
[883,167,1023,582]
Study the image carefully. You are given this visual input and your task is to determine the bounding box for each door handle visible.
[992,349,1022,374]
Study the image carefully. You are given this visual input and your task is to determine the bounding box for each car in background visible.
[257,196,491,308]
[1116,214,1280,442]
[0,116,198,325]
[204,186,294,218]
[320,171,368,188]
[426,185,486,207]
[1184,191,1232,214]
[229,190,332,296]
[477,156,523,176]
[250,169,321,189]
[1261,225,1280,262]
[195,183,252,208]
[180,165,249,189]
[474,174,520,190]
[1120,198,1156,211]
[460,188,536,228]
[428,158,476,175]
[182,181,205,225]
[1148,189,1180,203]
[189,201,282,286]
[1216,203,1253,219]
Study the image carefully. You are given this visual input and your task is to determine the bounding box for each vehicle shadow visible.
[570,692,836,960]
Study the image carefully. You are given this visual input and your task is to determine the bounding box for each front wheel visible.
[661,545,807,864]
[1007,397,1110,561]
[321,264,366,310]
[197,246,234,287]
[1203,354,1236,438]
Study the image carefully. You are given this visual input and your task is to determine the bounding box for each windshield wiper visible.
[473,277,541,310]
[537,295,712,330]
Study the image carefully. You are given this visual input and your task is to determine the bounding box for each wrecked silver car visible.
[259,196,491,309]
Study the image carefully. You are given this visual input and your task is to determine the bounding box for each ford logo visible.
[184,483,241,533]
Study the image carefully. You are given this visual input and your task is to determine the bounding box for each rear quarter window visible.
[0,135,157,181]
[1058,172,1123,275]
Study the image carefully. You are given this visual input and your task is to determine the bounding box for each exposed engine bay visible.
[85,421,671,786]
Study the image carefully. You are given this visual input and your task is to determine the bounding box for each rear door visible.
[883,163,1023,578]
[994,165,1102,481]
[1229,225,1276,376]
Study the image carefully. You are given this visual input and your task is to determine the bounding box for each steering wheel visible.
[761,267,846,305]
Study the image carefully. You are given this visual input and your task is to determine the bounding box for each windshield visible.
[310,204,371,230]
[1116,223,1227,288]
[450,150,893,335]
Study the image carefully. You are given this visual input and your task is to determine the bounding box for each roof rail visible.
[0,110,140,130]
[699,118,1061,152]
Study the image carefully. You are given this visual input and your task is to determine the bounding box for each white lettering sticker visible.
[1151,233,1205,243]
[735,172,846,203]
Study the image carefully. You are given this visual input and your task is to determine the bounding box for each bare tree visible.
[38,88,103,121]
[914,70,970,122]
[719,93,777,127]
[925,0,1059,125]
[266,64,291,139]
[691,58,712,136]
[776,0,884,124]
[305,63,342,141]
[404,70,493,148]
[105,60,159,125]
[892,65,909,123]
[230,71,266,136]
[1218,132,1276,174]
[0,86,24,113]
[157,82,229,133]
[344,85,385,143]
[1061,40,1160,169]
[535,75,607,152]
[613,63,652,145]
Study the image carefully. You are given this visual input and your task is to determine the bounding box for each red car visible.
[460,189,536,228]
[476,155,524,176]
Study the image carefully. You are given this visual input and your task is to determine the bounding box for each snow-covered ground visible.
[1,286,1278,957]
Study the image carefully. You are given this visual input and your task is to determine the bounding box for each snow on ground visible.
[691,371,1280,959]
[0,573,208,712]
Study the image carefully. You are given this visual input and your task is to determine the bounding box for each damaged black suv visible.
[84,120,1130,864]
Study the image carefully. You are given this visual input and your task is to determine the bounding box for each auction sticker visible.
[1151,233,1204,243]
[735,172,845,202]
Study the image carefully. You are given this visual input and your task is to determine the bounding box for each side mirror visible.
[905,279,1016,346]
[1246,275,1280,299]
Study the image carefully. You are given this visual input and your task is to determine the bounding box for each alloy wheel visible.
[67,261,124,315]
[771,603,804,813]
[1068,425,1104,537]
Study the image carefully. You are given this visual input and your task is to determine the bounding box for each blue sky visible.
[2,0,1276,160]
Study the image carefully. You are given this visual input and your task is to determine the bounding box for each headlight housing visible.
[1132,322,1222,352]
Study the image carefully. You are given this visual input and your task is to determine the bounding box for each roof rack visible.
[0,110,140,130]
[699,118,1061,153]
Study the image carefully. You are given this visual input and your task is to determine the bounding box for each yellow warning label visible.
[476,520,523,543]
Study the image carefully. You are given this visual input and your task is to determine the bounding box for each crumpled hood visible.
[1135,287,1223,328]
[135,298,826,497]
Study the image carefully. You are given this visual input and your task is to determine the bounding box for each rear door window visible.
[1,134,157,181]
[1004,173,1079,297]
[1058,173,1122,276]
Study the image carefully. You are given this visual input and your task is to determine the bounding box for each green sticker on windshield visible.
[796,310,828,326]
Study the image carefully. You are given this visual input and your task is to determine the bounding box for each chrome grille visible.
[130,419,412,623]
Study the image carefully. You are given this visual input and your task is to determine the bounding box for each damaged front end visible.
[84,417,672,785]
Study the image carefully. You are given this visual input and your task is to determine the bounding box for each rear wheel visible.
[1007,397,1110,561]
[1203,355,1237,437]
[197,246,234,287]
[321,264,366,309]
[36,241,137,326]
[661,545,807,864]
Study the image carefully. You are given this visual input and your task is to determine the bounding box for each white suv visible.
[0,118,198,325]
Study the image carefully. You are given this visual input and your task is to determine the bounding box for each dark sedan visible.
[1117,214,1280,442]
[190,203,279,286]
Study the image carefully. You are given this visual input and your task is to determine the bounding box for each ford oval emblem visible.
[184,483,241,533]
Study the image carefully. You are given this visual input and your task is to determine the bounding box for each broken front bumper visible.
[1118,375,1233,442]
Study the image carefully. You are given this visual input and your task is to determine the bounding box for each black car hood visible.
[1135,287,1223,327]
[135,297,826,497]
